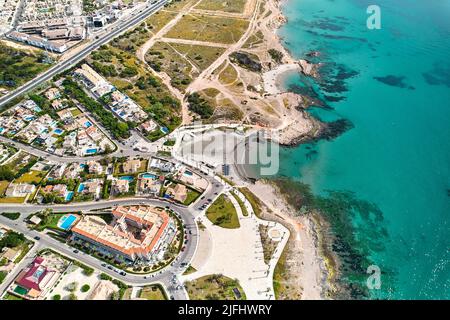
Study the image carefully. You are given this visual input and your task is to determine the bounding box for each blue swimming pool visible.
[119,176,134,181]
[85,121,93,128]
[160,127,169,134]
[183,170,193,177]
[53,128,63,135]
[59,215,76,230]
[142,173,156,179]
[77,183,85,192]
[65,191,74,202]
[86,148,97,154]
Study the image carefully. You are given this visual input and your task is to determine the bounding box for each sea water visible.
[276,0,450,299]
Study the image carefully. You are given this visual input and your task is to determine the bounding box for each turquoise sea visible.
[276,0,450,299]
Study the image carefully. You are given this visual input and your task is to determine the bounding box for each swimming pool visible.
[183,170,193,177]
[53,128,64,135]
[160,127,169,134]
[77,183,85,192]
[119,176,134,181]
[65,191,74,202]
[59,214,77,230]
[84,121,93,128]
[85,148,97,154]
[141,173,156,179]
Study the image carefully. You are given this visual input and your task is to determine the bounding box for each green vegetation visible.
[206,194,240,228]
[169,43,225,73]
[34,211,66,231]
[185,274,246,300]
[0,152,39,182]
[268,49,284,64]
[230,52,262,72]
[15,170,45,184]
[81,284,91,293]
[272,240,291,300]
[145,42,194,92]
[62,78,130,139]
[182,265,197,275]
[187,92,214,119]
[139,285,167,300]
[0,270,6,284]
[258,224,277,265]
[1,212,20,220]
[0,43,50,92]
[145,10,178,33]
[52,294,61,300]
[218,63,238,85]
[87,45,182,134]
[184,188,201,205]
[0,230,31,264]
[230,192,248,216]
[238,187,263,217]
[165,14,249,44]
[163,139,176,146]
[0,231,26,250]
[3,293,23,300]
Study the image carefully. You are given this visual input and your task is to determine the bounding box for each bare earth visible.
[136,0,317,140]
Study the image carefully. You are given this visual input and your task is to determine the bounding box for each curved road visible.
[0,198,200,300]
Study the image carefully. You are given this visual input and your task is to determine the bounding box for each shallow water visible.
[276,0,450,299]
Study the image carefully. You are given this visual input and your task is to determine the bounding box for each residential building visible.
[112,179,129,194]
[11,256,59,300]
[71,206,173,262]
[166,183,187,203]
[5,183,36,198]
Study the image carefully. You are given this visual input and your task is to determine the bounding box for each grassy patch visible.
[146,41,194,92]
[1,212,20,220]
[0,181,9,195]
[206,194,240,229]
[218,62,238,85]
[0,197,25,203]
[238,187,262,218]
[182,265,197,275]
[15,170,45,184]
[184,188,201,205]
[165,14,249,44]
[139,285,167,300]
[230,192,248,216]
[169,43,225,72]
[185,274,246,300]
[3,293,23,300]
[195,0,248,13]
[146,10,178,33]
[0,43,51,93]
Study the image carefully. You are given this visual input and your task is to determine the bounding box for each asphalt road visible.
[0,172,224,300]
[0,0,170,109]
[0,198,199,300]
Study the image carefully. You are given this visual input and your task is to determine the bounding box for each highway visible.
[0,0,170,109]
